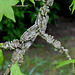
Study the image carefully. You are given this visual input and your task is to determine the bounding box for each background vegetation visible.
[0,0,73,42]
[0,0,75,75]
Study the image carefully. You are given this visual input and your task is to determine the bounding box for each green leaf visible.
[0,0,19,22]
[56,59,75,68]
[10,62,24,75]
[0,49,3,66]
[30,0,35,6]
[69,0,75,14]
[0,43,2,47]
[21,0,25,5]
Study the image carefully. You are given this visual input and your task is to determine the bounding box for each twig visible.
[12,5,28,7]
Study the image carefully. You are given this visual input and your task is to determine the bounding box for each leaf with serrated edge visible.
[0,0,19,22]
[10,62,24,75]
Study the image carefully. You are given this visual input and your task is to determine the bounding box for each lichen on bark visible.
[0,0,73,75]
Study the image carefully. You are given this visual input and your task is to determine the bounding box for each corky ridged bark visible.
[0,0,73,75]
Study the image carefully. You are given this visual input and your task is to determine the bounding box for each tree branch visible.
[1,0,73,75]
[12,5,28,7]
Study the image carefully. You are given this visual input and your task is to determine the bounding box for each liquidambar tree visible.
[0,0,74,75]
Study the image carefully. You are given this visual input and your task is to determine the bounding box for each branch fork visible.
[0,0,73,75]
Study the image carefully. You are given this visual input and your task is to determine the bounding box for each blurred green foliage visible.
[1,54,71,75]
[0,7,26,41]
[0,0,73,41]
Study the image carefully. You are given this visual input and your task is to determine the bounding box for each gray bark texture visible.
[0,0,73,75]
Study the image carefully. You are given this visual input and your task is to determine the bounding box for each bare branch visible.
[12,5,28,7]
[2,0,73,75]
